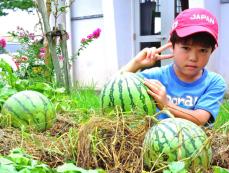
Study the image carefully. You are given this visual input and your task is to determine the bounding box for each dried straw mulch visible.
[0,113,228,172]
[76,115,229,172]
[77,115,153,173]
[0,115,79,167]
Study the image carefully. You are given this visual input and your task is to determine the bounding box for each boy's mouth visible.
[185,65,197,70]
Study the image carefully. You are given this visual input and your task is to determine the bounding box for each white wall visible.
[71,0,106,89]
[70,0,133,89]
[218,3,229,90]
[112,1,133,68]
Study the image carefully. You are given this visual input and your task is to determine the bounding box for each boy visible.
[121,8,227,126]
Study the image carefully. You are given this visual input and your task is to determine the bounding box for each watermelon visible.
[1,90,56,131]
[100,72,156,115]
[143,118,212,170]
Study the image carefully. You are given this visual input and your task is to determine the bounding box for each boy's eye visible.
[182,46,190,50]
[200,49,209,53]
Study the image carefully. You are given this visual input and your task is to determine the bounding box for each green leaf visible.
[54,87,65,94]
[0,157,14,165]
[0,86,17,110]
[164,161,187,173]
[0,0,35,16]
[0,164,18,173]
[19,164,53,173]
[56,163,106,173]
[56,163,86,173]
[213,166,229,173]
[0,157,18,173]
[163,170,172,173]
[7,148,32,170]
[88,170,106,173]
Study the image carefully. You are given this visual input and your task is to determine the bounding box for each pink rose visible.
[39,52,45,59]
[81,38,87,43]
[87,34,93,39]
[92,28,101,38]
[39,47,46,53]
[29,33,35,40]
[0,38,6,48]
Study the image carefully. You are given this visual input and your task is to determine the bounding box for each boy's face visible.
[172,41,213,82]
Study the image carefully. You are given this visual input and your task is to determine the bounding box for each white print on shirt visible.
[190,14,215,24]
[167,95,199,107]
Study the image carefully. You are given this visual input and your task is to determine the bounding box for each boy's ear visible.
[168,42,174,52]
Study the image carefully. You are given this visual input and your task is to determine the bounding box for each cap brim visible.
[176,25,218,45]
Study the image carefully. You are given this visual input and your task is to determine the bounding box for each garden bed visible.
[0,113,228,172]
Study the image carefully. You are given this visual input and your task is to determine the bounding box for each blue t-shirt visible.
[138,64,227,122]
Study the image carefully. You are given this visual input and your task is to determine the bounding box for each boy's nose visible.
[189,52,198,61]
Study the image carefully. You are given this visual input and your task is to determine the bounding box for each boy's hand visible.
[120,42,173,73]
[135,42,173,69]
[144,79,168,110]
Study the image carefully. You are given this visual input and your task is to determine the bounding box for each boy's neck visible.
[172,64,204,83]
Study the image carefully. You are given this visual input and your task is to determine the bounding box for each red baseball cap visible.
[170,8,218,45]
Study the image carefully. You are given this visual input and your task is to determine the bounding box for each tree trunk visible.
[59,24,71,93]
[36,0,64,87]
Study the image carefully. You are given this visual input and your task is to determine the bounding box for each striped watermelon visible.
[143,118,212,170]
[1,90,56,131]
[100,72,156,115]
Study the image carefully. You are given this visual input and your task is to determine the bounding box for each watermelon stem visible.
[153,109,175,119]
[147,109,175,124]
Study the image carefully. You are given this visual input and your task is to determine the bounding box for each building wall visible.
[71,0,117,89]
[70,0,132,89]
[112,1,133,68]
[218,3,229,92]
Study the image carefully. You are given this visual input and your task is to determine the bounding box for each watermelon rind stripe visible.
[182,128,207,166]
[134,74,156,114]
[100,83,108,109]
[133,74,156,114]
[3,103,29,125]
[130,75,149,114]
[23,93,37,108]
[37,94,49,130]
[118,77,125,111]
[157,126,173,150]
[143,118,211,170]
[108,79,116,107]
[125,77,135,110]
[1,90,55,131]
[181,127,199,157]
[101,72,156,115]
[153,126,161,151]
[13,96,40,130]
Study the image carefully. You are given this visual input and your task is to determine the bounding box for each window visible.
[140,0,161,35]
[175,0,189,17]
[221,0,229,3]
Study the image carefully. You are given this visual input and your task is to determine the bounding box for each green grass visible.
[52,84,101,124]
[70,86,100,110]
[53,85,228,130]
[214,99,229,130]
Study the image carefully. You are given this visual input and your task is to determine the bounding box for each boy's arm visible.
[121,43,173,73]
[144,79,218,126]
[121,58,141,72]
[166,103,211,125]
